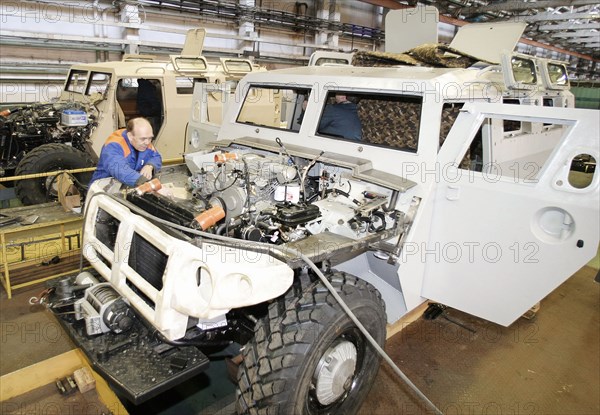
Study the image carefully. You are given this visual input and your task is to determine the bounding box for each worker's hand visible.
[140,164,154,180]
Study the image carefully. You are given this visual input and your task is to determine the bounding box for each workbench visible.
[0,202,84,298]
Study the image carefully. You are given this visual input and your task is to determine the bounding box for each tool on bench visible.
[0,214,39,227]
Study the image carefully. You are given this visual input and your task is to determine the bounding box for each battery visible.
[61,109,88,126]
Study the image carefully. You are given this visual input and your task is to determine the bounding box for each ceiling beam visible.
[551,30,600,38]
[519,36,596,59]
[538,22,600,30]
[523,12,600,22]
[561,36,600,43]
[462,0,600,13]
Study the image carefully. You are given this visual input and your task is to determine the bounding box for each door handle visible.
[534,207,575,242]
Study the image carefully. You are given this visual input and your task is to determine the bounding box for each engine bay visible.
[128,142,407,252]
[0,102,94,174]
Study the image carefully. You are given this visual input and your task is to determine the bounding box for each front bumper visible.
[83,184,294,341]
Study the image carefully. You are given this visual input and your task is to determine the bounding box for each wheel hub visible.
[313,340,357,405]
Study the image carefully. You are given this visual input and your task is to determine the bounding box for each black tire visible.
[237,272,386,415]
[15,143,94,205]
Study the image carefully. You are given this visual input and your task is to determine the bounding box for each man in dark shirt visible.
[137,79,162,133]
[318,94,362,141]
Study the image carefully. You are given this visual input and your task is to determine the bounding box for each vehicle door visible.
[422,102,599,326]
[186,82,232,153]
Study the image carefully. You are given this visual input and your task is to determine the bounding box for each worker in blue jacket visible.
[90,117,162,187]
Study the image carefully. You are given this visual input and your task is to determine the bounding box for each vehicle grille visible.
[95,208,120,251]
[126,279,156,309]
[128,232,167,292]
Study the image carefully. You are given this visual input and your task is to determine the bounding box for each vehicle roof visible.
[240,65,495,91]
[70,60,222,77]
[72,60,467,78]
[72,61,170,72]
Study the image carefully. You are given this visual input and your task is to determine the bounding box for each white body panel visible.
[84,180,293,340]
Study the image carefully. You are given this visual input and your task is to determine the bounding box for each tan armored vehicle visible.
[1,29,260,205]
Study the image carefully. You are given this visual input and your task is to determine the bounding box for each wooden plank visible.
[3,251,84,274]
[0,349,128,414]
[386,301,430,339]
[0,350,83,400]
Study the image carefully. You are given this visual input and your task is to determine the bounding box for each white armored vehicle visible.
[47,21,599,414]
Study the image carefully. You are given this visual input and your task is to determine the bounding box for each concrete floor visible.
[360,264,600,415]
[1,265,598,414]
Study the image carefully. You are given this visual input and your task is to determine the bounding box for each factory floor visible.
[1,264,598,415]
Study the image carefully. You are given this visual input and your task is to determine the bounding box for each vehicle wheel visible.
[15,143,94,205]
[237,271,386,415]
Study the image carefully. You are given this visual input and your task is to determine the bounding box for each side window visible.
[222,59,253,74]
[569,154,596,189]
[314,57,351,66]
[237,86,310,132]
[458,115,567,183]
[176,77,195,94]
[86,72,111,97]
[318,91,422,152]
[458,124,485,172]
[194,83,230,127]
[542,99,554,127]
[65,70,88,94]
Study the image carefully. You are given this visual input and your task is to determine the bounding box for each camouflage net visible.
[357,98,420,151]
[352,44,491,68]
